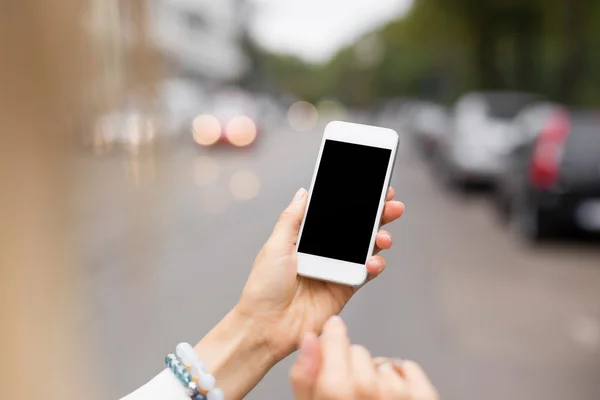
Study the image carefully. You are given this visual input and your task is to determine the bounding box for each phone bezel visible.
[296,120,399,286]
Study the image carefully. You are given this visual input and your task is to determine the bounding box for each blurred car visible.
[191,88,261,149]
[406,102,449,158]
[160,78,208,138]
[493,103,560,218]
[496,107,600,241]
[253,92,287,132]
[436,92,541,188]
[375,98,405,130]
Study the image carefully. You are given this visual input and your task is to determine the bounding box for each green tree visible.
[253,0,600,107]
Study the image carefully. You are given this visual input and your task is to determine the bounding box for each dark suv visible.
[495,107,600,241]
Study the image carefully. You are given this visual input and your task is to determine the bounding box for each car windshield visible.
[484,93,540,120]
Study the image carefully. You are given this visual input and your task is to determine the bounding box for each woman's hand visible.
[193,188,403,400]
[289,316,439,400]
[235,187,404,362]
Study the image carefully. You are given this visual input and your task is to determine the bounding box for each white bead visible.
[190,361,206,379]
[198,373,216,391]
[175,342,198,367]
[207,388,224,400]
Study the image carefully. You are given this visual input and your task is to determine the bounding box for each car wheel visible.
[493,190,511,225]
[511,199,555,243]
[433,159,459,189]
[443,170,466,192]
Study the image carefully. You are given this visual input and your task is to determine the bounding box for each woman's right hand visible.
[289,316,439,400]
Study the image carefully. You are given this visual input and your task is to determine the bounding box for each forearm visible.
[194,308,277,400]
[123,309,277,400]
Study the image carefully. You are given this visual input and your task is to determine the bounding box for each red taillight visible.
[529,111,570,189]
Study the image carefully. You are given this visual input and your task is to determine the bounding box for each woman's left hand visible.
[235,187,404,362]
[289,316,438,400]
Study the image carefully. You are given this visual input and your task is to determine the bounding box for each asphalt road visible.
[75,121,600,400]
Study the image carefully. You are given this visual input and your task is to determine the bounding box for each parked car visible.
[436,92,541,188]
[407,102,449,158]
[493,103,560,217]
[496,107,600,241]
[375,98,406,132]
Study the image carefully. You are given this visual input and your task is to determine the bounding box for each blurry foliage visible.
[260,53,325,103]
[253,0,600,107]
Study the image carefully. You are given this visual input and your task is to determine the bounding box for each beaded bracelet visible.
[165,342,224,400]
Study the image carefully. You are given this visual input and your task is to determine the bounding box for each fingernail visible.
[370,258,384,268]
[392,358,404,366]
[293,188,306,202]
[325,315,343,328]
[378,362,394,373]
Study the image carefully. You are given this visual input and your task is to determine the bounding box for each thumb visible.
[271,188,308,245]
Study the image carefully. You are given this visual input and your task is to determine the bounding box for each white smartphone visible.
[296,121,399,286]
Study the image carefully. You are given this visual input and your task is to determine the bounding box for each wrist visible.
[233,301,302,363]
[194,308,276,400]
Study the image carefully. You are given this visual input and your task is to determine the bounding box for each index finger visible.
[401,361,438,399]
[319,316,351,378]
[290,332,321,400]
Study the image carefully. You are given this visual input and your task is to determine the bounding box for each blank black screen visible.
[298,140,392,264]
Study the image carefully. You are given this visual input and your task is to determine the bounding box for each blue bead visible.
[165,354,178,369]
[165,352,196,389]
[192,394,207,400]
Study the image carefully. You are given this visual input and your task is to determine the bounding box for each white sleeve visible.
[121,369,191,400]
